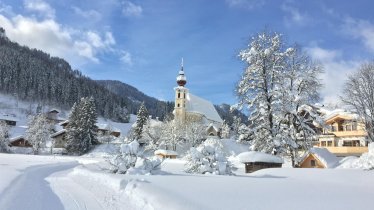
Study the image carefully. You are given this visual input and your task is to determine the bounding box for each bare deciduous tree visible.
[341,62,374,142]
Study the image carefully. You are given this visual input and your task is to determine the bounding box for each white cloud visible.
[120,50,132,65]
[343,17,374,53]
[72,6,102,21]
[122,1,142,17]
[24,0,55,19]
[281,2,308,26]
[225,0,265,9]
[306,46,361,105]
[0,14,116,65]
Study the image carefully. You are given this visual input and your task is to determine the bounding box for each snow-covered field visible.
[1,151,373,210]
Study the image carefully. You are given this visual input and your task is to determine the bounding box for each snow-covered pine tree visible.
[82,97,98,145]
[133,102,148,140]
[66,102,82,154]
[66,97,98,155]
[0,121,10,152]
[26,114,52,154]
[236,31,286,153]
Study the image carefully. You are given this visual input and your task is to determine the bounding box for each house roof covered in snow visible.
[50,129,66,138]
[238,151,284,164]
[304,148,339,168]
[0,114,18,122]
[9,135,26,142]
[186,93,223,123]
[97,123,121,132]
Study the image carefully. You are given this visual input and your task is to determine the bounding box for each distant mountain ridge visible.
[96,80,174,120]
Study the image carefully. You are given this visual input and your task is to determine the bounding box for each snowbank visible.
[337,143,374,170]
[238,151,284,164]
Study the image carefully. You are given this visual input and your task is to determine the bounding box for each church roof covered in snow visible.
[186,93,223,123]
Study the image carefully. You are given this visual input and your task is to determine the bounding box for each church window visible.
[177,103,180,107]
[178,93,180,98]
[184,93,186,98]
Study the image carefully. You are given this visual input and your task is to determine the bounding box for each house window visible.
[321,141,326,147]
[352,121,357,131]
[345,124,352,131]
[331,126,336,132]
[327,141,332,147]
[311,160,316,167]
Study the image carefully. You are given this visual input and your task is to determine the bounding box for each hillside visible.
[0,28,129,122]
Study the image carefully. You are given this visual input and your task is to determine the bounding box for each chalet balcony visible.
[318,146,368,157]
[329,130,367,137]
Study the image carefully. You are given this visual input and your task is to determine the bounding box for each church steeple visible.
[176,58,187,87]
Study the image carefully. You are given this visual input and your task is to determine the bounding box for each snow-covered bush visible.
[185,138,233,175]
[108,140,164,174]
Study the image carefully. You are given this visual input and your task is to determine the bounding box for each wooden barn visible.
[238,151,283,173]
[154,149,178,159]
[299,148,339,168]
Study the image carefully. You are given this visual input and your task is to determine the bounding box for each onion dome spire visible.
[176,58,187,86]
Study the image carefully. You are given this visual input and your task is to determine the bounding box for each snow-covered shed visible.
[154,149,178,159]
[238,151,284,173]
[299,148,338,169]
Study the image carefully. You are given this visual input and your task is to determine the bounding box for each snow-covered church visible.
[173,61,223,136]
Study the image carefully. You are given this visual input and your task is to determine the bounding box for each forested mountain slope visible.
[0,28,128,122]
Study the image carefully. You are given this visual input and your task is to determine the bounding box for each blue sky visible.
[0,0,373,106]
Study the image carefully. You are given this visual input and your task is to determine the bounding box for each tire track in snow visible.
[0,162,78,210]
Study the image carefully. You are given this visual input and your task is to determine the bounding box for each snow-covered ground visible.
[1,151,373,210]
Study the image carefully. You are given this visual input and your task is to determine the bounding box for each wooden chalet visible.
[9,136,32,147]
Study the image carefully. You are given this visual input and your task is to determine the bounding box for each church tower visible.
[174,59,188,122]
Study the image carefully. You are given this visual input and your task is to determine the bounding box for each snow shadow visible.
[0,161,78,210]
[236,174,287,179]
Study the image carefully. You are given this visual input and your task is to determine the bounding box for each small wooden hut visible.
[299,148,338,168]
[154,149,178,159]
[238,151,283,173]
